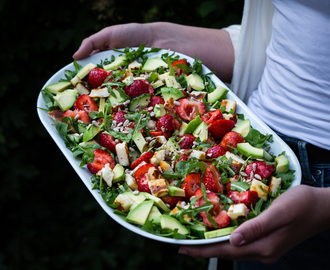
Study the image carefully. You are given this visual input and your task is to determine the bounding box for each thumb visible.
[230,203,286,246]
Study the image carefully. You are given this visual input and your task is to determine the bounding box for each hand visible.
[72,22,235,82]
[179,185,330,263]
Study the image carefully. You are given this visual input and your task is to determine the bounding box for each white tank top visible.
[247,0,330,150]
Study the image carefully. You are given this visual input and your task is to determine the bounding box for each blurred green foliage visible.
[0,0,243,269]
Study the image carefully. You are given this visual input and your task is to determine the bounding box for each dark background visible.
[0,0,244,269]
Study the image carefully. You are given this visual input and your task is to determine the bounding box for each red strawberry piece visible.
[148,96,165,107]
[161,195,182,209]
[150,131,162,136]
[87,149,116,174]
[73,94,99,113]
[148,84,155,95]
[205,144,226,159]
[157,115,176,139]
[175,98,206,121]
[62,109,90,125]
[208,119,235,141]
[134,163,158,182]
[99,132,120,154]
[245,161,275,179]
[178,134,195,149]
[113,111,127,124]
[181,173,202,201]
[195,188,230,229]
[123,79,150,98]
[201,109,223,125]
[195,188,221,214]
[172,59,190,76]
[137,175,151,193]
[227,190,259,209]
[203,165,224,193]
[174,150,190,168]
[220,131,245,152]
[88,68,111,88]
[130,151,153,169]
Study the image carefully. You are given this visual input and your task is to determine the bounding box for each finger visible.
[230,202,289,246]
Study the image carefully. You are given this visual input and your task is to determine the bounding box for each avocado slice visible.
[154,104,166,119]
[143,193,171,213]
[186,73,205,91]
[103,55,127,71]
[112,164,125,183]
[133,131,148,153]
[160,215,189,235]
[232,119,251,138]
[45,81,71,94]
[207,85,228,104]
[165,75,180,88]
[161,87,185,102]
[183,115,202,135]
[122,191,147,209]
[147,206,162,224]
[53,89,78,111]
[142,57,168,72]
[71,63,96,86]
[275,155,290,174]
[152,80,165,89]
[237,142,272,161]
[192,121,208,142]
[164,137,181,156]
[204,226,236,239]
[108,90,126,106]
[167,186,185,197]
[82,125,101,142]
[126,200,154,226]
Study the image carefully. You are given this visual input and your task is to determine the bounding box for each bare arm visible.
[179,185,330,263]
[73,22,235,83]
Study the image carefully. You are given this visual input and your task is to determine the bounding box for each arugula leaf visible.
[244,128,273,148]
[230,181,250,192]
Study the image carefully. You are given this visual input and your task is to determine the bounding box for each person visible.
[73,0,330,269]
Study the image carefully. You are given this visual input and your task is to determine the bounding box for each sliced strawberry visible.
[130,151,153,169]
[99,132,120,154]
[220,131,245,152]
[181,173,202,201]
[150,131,162,136]
[137,175,151,193]
[73,94,99,113]
[201,109,223,125]
[157,114,176,139]
[175,98,206,121]
[148,95,165,107]
[205,144,226,159]
[174,149,191,168]
[124,79,150,98]
[245,161,275,179]
[113,111,127,124]
[172,59,190,76]
[208,119,235,141]
[62,109,90,125]
[161,195,182,209]
[200,209,231,229]
[87,149,115,174]
[134,163,158,182]
[88,68,111,88]
[178,134,195,149]
[203,165,224,193]
[195,188,221,214]
[227,190,259,209]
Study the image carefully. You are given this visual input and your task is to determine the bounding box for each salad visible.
[40,45,296,240]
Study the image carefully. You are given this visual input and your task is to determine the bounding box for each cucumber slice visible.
[129,94,151,112]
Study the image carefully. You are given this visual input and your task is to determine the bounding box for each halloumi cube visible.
[125,173,138,190]
[115,141,130,166]
[114,194,135,212]
[269,176,282,196]
[75,82,90,95]
[225,152,245,174]
[250,179,269,201]
[150,149,166,166]
[227,203,248,220]
[190,150,205,160]
[222,113,238,123]
[148,179,169,197]
[170,201,191,222]
[97,163,114,187]
[221,99,237,113]
[159,160,172,173]
[89,86,110,98]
